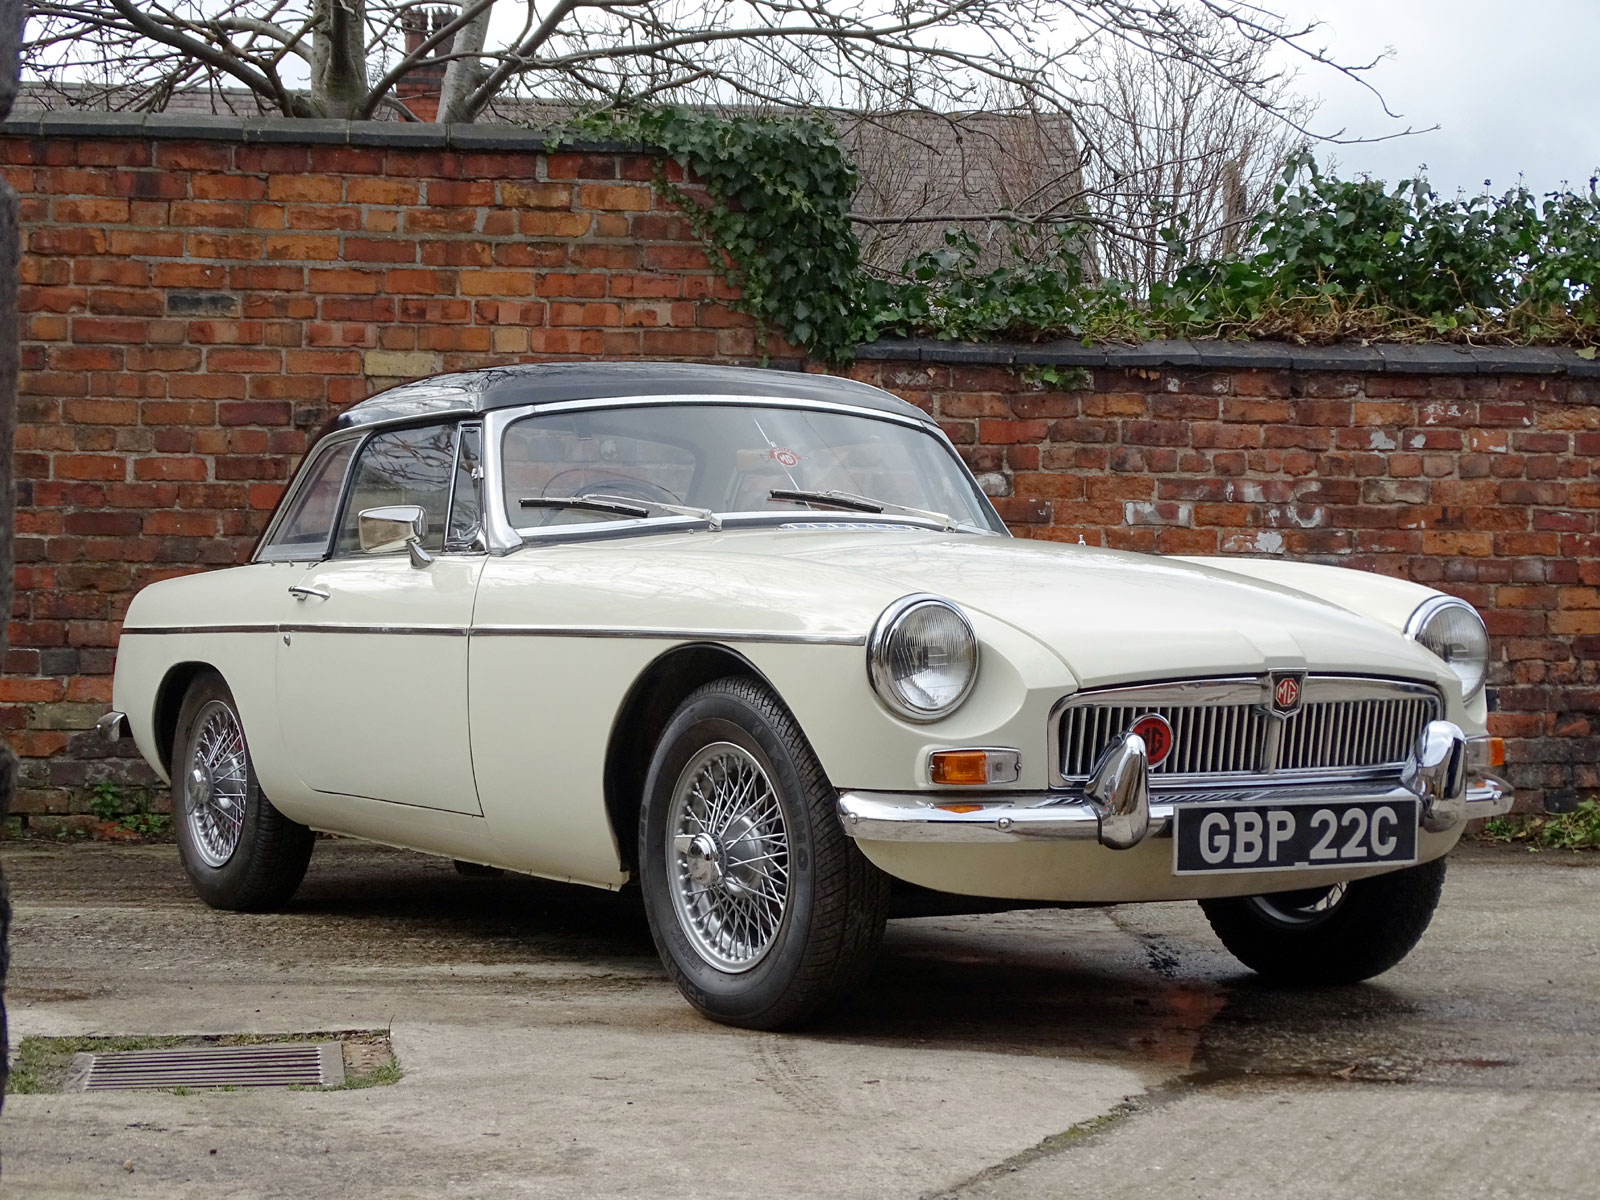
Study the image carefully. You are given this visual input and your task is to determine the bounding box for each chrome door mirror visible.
[357,505,434,568]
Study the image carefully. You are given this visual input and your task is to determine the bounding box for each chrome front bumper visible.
[839,721,1512,848]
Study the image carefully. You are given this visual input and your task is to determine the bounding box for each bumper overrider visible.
[838,720,1512,848]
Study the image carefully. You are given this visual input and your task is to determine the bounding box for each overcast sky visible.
[1268,0,1600,197]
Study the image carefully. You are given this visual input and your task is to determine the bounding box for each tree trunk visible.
[0,0,23,1110]
[438,3,493,124]
[310,0,370,119]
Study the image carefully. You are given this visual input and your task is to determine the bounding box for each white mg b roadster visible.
[104,363,1513,1029]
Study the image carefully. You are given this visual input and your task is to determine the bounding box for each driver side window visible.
[258,438,357,562]
[334,423,457,556]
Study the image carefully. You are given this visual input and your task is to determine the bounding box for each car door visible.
[277,420,486,815]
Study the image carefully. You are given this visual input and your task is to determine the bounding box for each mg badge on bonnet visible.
[1130,713,1174,767]
[1269,671,1306,715]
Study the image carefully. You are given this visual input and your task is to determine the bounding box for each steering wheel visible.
[540,470,684,506]
[520,472,686,526]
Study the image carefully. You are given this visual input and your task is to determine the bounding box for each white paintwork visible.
[1175,555,1444,635]
[110,413,1491,905]
[279,555,483,815]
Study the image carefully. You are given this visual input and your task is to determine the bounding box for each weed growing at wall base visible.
[85,780,172,840]
[1480,800,1600,851]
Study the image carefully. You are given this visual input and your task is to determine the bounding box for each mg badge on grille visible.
[1270,671,1305,715]
[1129,713,1174,767]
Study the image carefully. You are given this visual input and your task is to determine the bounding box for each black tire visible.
[1199,857,1448,985]
[171,672,314,912]
[638,677,891,1030]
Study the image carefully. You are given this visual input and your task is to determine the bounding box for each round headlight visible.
[867,595,979,722]
[1406,596,1490,701]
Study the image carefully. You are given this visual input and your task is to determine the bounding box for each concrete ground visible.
[2,840,1596,1199]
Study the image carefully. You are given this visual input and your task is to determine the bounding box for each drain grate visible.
[78,1042,345,1091]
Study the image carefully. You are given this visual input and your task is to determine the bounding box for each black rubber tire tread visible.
[638,676,891,1031]
[172,671,314,912]
[1198,857,1448,985]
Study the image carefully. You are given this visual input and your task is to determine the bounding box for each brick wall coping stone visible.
[859,336,1600,378]
[0,110,635,152]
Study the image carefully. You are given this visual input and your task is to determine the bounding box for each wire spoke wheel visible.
[640,678,890,1028]
[666,741,791,973]
[1246,882,1348,928]
[1201,858,1447,986]
[172,672,314,912]
[183,699,249,868]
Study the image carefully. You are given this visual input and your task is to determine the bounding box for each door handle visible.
[288,585,330,601]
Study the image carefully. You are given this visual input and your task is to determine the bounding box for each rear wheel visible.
[638,677,890,1030]
[172,672,314,912]
[1199,858,1447,985]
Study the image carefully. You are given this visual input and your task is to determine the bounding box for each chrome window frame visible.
[254,410,492,565]
[481,394,1007,552]
[443,420,486,553]
[327,419,463,560]
[253,431,365,563]
[1046,674,1446,791]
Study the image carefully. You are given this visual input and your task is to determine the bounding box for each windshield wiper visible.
[769,488,963,531]
[519,494,722,529]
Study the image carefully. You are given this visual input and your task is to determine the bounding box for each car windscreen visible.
[501,403,1001,534]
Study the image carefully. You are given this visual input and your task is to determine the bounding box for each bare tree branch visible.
[26,0,1389,138]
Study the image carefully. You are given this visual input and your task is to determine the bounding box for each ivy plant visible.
[573,108,878,361]
[559,112,1600,360]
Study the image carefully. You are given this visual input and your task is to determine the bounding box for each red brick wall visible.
[3,120,1596,819]
[845,356,1599,813]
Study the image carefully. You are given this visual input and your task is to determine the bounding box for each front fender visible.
[1174,556,1486,730]
[1172,556,1443,635]
[737,609,1076,794]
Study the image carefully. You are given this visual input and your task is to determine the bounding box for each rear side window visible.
[334,424,457,556]
[445,423,484,551]
[258,439,357,562]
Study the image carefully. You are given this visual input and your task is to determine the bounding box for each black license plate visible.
[1172,798,1420,875]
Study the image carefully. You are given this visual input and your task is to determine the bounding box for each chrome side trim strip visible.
[120,625,279,636]
[470,625,867,645]
[122,623,865,646]
[283,624,468,637]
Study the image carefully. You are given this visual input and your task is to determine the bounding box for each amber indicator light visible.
[930,750,989,786]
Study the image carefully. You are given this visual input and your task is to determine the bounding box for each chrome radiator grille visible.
[1060,702,1271,778]
[1275,697,1437,771]
[1054,676,1440,785]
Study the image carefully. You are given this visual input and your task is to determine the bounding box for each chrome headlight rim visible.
[867,594,979,723]
[1405,595,1490,702]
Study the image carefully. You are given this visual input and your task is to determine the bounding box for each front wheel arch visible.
[637,676,890,1028]
[602,643,776,876]
[152,660,215,776]
[172,669,314,911]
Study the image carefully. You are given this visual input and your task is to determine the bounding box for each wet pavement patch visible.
[8,1031,398,1096]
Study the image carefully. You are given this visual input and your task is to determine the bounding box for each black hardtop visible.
[331,362,934,430]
